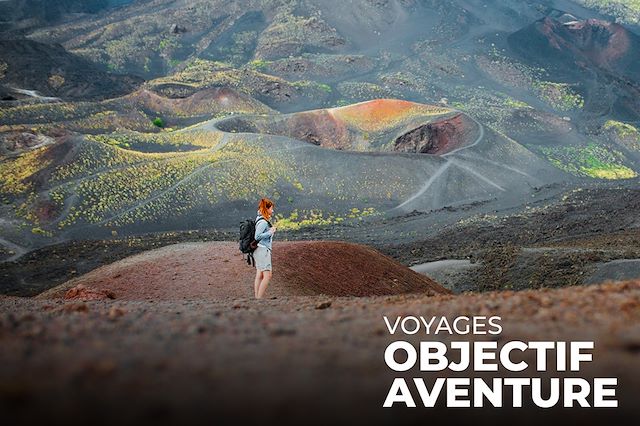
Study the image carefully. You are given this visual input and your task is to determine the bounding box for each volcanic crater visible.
[215,99,479,155]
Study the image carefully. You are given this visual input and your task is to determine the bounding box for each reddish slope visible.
[215,99,477,154]
[509,17,640,80]
[36,241,448,300]
[119,87,273,116]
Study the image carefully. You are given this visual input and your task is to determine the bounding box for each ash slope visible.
[0,39,142,101]
[8,0,640,128]
[0,98,565,255]
[508,16,640,121]
[11,0,640,167]
[0,0,135,32]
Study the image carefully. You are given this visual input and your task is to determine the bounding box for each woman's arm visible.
[255,219,271,241]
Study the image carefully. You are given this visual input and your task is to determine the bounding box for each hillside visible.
[1,0,639,291]
[1,3,640,423]
[0,96,568,256]
[508,16,640,121]
[37,241,449,299]
[0,39,142,101]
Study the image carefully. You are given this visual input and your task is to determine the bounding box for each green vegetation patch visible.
[476,49,583,113]
[93,24,184,74]
[51,140,154,184]
[255,12,343,60]
[475,48,545,91]
[58,152,210,228]
[503,97,532,109]
[604,120,640,151]
[292,80,332,93]
[604,120,638,138]
[0,99,166,134]
[155,58,290,96]
[534,82,584,112]
[0,147,53,195]
[0,101,95,125]
[337,82,393,103]
[275,207,378,231]
[73,110,156,134]
[213,30,259,65]
[248,59,271,71]
[538,143,637,179]
[450,87,533,135]
[43,137,303,229]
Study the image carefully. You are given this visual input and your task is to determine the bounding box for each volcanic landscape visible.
[1,0,640,424]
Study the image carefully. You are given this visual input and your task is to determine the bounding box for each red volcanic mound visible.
[36,241,448,300]
[120,87,273,117]
[215,99,477,155]
[508,17,640,80]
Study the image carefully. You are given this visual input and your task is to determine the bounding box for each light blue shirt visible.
[254,213,273,250]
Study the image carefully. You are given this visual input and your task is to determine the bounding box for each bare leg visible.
[257,270,272,299]
[254,270,263,298]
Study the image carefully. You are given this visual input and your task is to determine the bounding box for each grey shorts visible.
[254,245,272,271]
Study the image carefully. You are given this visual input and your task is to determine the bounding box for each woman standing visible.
[254,198,276,299]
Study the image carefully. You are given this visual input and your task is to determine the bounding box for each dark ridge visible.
[0,38,142,101]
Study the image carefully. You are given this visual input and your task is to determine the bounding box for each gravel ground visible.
[1,280,639,426]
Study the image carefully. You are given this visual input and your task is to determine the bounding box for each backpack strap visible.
[255,216,272,227]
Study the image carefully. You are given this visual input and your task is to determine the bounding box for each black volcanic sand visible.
[2,180,639,297]
[0,281,638,426]
[381,182,640,292]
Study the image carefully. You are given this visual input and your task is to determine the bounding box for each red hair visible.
[258,198,274,220]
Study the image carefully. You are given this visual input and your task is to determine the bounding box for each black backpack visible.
[239,217,270,266]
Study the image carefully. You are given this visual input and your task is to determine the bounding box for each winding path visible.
[11,87,60,102]
[392,113,487,211]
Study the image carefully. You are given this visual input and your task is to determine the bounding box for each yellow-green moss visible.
[0,148,53,195]
[534,82,584,112]
[539,142,637,179]
[275,207,378,231]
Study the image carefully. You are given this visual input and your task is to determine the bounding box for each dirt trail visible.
[393,113,486,211]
